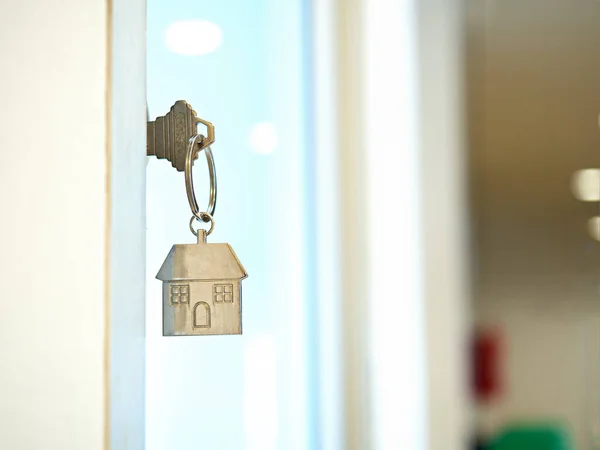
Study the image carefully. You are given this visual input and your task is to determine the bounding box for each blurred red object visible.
[472,327,503,403]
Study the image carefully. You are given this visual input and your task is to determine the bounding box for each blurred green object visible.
[486,423,574,450]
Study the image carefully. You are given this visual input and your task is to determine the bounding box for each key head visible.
[147,100,213,172]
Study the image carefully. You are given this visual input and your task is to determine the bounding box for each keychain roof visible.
[156,238,247,282]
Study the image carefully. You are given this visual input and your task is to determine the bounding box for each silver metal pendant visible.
[156,230,247,336]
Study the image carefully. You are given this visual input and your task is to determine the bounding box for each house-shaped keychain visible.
[156,230,248,336]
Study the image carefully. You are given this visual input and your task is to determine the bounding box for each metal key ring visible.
[189,213,215,236]
[185,134,217,224]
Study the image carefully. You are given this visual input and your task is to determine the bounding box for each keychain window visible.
[170,284,190,304]
[214,284,234,303]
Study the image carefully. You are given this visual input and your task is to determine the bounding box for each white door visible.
[0,1,146,449]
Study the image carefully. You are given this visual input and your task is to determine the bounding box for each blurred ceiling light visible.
[164,20,223,56]
[588,216,600,241]
[571,168,600,201]
[248,122,279,155]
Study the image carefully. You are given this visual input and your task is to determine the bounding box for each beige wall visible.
[0,1,145,449]
[468,1,600,448]
[0,1,108,448]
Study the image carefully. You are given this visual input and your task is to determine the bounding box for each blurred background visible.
[146,1,600,450]
[468,2,600,450]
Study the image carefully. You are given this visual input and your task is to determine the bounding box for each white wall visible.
[417,1,470,448]
[321,0,469,449]
[0,1,146,449]
[364,0,469,449]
